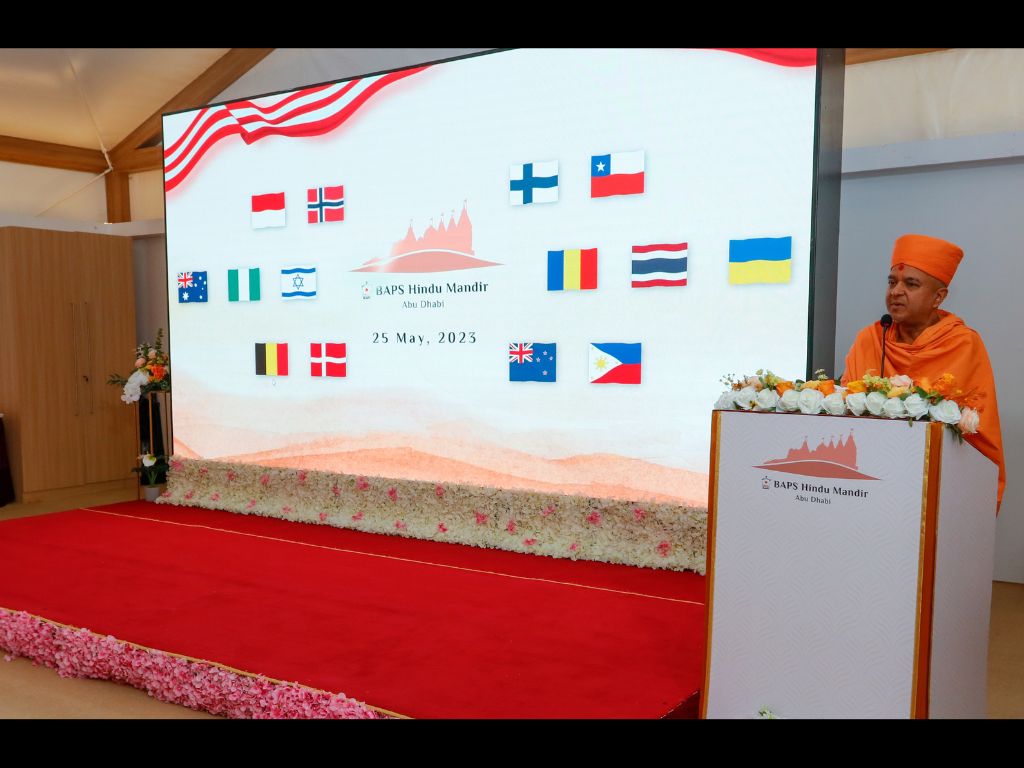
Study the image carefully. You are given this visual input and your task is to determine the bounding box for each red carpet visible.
[0,501,705,718]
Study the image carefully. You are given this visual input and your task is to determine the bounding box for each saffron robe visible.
[841,310,1005,510]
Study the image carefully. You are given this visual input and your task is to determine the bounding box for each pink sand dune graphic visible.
[754,431,879,480]
[352,203,501,273]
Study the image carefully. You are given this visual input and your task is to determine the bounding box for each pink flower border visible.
[0,608,389,720]
[161,458,708,574]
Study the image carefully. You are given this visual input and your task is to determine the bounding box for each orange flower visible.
[933,373,956,396]
[887,386,908,399]
[845,380,867,394]
[149,365,166,381]
[801,380,820,391]
[818,380,835,396]
[775,381,794,396]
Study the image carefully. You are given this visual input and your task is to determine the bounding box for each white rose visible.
[714,391,736,410]
[744,375,763,390]
[889,374,913,389]
[865,391,888,416]
[904,393,929,419]
[755,389,780,411]
[797,388,824,415]
[733,386,758,411]
[778,389,801,412]
[822,392,846,416]
[929,399,962,424]
[845,392,868,416]
[959,406,980,434]
[883,397,907,419]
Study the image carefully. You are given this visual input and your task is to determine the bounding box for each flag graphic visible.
[307,185,344,223]
[280,266,317,300]
[548,248,598,291]
[228,268,261,302]
[589,343,642,384]
[311,343,347,377]
[163,70,429,192]
[255,343,289,376]
[510,161,559,205]
[252,192,286,229]
[509,343,556,382]
[632,242,687,287]
[729,236,792,284]
[591,150,645,198]
[177,271,208,303]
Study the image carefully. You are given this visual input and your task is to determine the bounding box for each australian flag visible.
[509,342,556,382]
[177,271,208,303]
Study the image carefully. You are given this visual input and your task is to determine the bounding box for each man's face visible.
[886,264,947,325]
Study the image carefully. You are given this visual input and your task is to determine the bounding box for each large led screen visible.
[164,48,820,507]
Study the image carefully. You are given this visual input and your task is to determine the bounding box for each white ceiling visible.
[0,48,228,150]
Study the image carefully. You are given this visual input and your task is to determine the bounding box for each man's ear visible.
[934,285,948,308]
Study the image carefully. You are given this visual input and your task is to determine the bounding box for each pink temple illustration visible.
[352,202,501,273]
[754,431,879,480]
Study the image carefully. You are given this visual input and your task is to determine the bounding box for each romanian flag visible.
[255,343,289,376]
[548,248,598,291]
[728,236,792,285]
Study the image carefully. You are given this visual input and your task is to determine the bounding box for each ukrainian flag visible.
[728,236,792,285]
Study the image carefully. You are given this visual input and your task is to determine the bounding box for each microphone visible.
[880,314,893,376]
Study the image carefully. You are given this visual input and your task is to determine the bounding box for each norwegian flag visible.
[308,185,345,223]
[311,342,347,378]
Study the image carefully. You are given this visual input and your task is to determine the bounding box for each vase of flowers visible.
[135,453,168,501]
[108,328,171,404]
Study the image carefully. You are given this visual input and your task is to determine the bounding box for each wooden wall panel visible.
[0,227,138,498]
[77,232,136,485]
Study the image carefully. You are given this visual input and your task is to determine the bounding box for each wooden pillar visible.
[105,170,131,223]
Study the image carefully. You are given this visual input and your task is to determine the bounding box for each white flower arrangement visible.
[715,369,982,441]
[161,458,709,574]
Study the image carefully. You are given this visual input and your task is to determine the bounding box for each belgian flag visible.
[255,343,289,376]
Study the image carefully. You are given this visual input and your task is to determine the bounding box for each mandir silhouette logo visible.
[754,431,879,480]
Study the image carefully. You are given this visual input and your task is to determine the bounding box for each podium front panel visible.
[704,411,933,718]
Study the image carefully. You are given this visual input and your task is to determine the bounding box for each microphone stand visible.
[880,314,893,376]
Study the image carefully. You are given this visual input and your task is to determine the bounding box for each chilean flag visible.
[589,343,642,384]
[591,150,644,198]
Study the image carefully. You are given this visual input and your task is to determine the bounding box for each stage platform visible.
[0,502,705,718]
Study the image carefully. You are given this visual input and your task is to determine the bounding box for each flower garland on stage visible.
[159,459,708,574]
[714,369,982,440]
[0,609,385,720]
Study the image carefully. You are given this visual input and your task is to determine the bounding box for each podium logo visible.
[754,431,879,480]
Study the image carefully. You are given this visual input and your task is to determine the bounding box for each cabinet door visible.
[75,233,137,485]
[5,229,85,491]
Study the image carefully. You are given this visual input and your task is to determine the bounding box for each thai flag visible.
[632,242,687,288]
[591,150,645,198]
[308,186,345,223]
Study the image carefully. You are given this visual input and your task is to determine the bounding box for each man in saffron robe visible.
[840,234,1005,510]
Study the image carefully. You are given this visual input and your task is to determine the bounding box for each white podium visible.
[701,410,998,719]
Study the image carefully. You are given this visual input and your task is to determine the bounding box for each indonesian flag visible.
[311,343,346,377]
[252,192,286,229]
[591,151,645,198]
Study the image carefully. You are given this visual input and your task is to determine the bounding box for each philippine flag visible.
[589,343,642,384]
[591,151,644,198]
[252,192,286,229]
